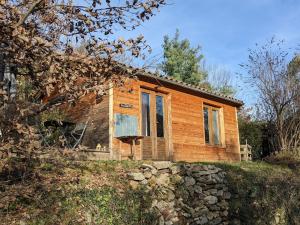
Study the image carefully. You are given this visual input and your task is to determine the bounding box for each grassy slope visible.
[0,159,156,225]
[211,161,300,225]
[0,159,299,225]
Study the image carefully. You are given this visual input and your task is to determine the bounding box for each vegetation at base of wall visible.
[1,157,300,225]
[0,158,156,225]
[212,161,300,225]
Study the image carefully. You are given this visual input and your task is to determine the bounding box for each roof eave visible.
[137,73,244,107]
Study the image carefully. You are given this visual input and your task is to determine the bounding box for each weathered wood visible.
[111,76,241,162]
[81,95,109,149]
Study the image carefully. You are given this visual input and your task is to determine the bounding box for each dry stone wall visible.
[128,162,231,225]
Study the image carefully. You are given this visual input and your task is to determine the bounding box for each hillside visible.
[0,158,299,225]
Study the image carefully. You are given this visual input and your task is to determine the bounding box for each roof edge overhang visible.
[137,72,244,107]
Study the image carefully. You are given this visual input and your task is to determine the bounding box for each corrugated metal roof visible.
[136,70,244,106]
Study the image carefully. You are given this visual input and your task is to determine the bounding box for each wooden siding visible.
[81,95,110,149]
[112,76,241,162]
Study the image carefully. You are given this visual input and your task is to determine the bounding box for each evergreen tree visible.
[160,30,207,85]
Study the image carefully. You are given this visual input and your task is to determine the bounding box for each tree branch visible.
[15,0,44,28]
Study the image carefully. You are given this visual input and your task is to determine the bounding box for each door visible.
[141,89,169,160]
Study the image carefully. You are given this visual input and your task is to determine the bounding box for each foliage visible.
[213,161,300,225]
[0,0,166,156]
[38,109,67,147]
[0,158,155,225]
[238,108,264,159]
[2,158,300,225]
[159,30,236,96]
[205,64,236,96]
[241,38,300,153]
[159,29,207,85]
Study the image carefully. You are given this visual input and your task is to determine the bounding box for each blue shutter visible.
[114,113,138,137]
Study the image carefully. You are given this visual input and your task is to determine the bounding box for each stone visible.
[210,217,222,225]
[167,190,175,201]
[129,180,139,189]
[158,216,164,225]
[126,163,230,225]
[222,210,228,217]
[209,205,220,211]
[207,165,215,170]
[194,185,203,193]
[156,173,170,186]
[141,179,148,185]
[191,165,204,172]
[140,163,156,170]
[157,168,170,174]
[209,189,218,195]
[170,165,181,174]
[151,199,158,208]
[204,196,218,205]
[156,200,168,211]
[184,176,196,186]
[223,192,231,200]
[198,216,208,225]
[202,165,209,170]
[147,177,157,187]
[153,161,172,170]
[128,172,145,181]
[171,174,184,185]
[85,212,92,223]
[144,171,152,179]
[218,200,228,210]
[151,168,158,175]
[193,170,211,177]
[198,207,209,215]
[182,212,191,218]
[217,190,224,197]
[187,186,195,196]
[171,216,179,223]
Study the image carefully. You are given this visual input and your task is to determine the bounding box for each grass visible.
[0,158,299,225]
[0,159,154,225]
[207,161,300,225]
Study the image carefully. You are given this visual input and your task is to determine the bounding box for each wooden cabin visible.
[77,71,243,162]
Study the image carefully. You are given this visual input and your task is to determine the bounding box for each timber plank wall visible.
[112,76,241,162]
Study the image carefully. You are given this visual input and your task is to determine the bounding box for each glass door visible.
[141,89,168,160]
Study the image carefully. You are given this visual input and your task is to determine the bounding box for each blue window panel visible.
[114,113,138,137]
[212,110,220,145]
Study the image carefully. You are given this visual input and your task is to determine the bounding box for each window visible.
[203,107,210,143]
[156,95,164,137]
[203,105,221,145]
[141,92,150,136]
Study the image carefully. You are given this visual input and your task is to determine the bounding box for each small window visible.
[203,107,210,143]
[141,92,150,136]
[203,105,221,145]
[156,95,164,137]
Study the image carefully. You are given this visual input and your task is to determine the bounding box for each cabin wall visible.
[81,95,110,149]
[112,77,241,162]
[112,80,142,159]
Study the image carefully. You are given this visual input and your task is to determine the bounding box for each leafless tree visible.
[242,38,300,153]
[205,64,236,96]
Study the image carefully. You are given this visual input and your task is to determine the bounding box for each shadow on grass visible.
[0,158,156,225]
[209,162,300,225]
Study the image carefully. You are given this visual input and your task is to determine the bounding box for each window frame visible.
[203,104,222,146]
[155,94,165,138]
[141,92,151,136]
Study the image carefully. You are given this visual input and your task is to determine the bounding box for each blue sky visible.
[117,0,300,106]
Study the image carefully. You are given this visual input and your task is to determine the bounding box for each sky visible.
[117,0,300,106]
